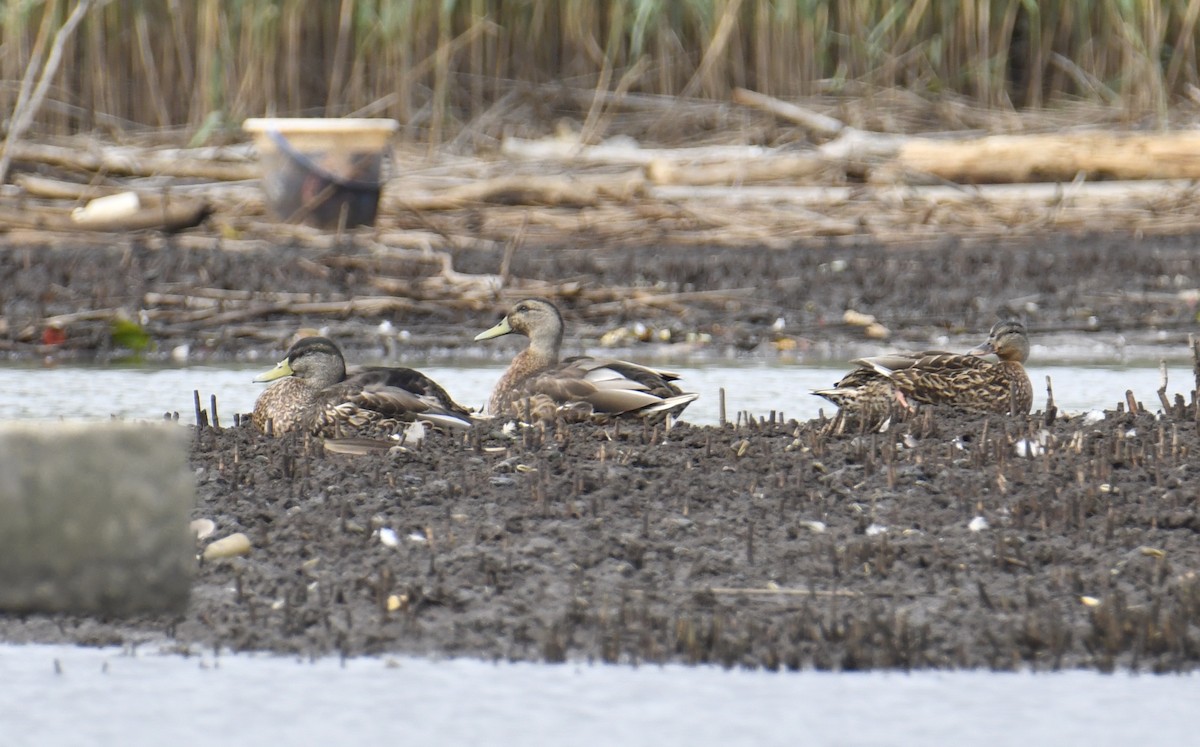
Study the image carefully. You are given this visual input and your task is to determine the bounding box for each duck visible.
[473,297,699,422]
[251,336,472,437]
[814,320,1032,424]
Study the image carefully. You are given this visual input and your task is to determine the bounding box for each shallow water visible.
[1,643,1196,747]
[0,360,1192,426]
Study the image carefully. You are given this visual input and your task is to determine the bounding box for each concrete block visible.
[0,422,195,616]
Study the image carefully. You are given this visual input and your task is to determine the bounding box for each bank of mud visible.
[4,398,1200,672]
[3,230,1200,365]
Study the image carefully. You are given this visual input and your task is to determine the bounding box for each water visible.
[0,361,1191,426]
[2,359,1196,738]
[1,643,1195,746]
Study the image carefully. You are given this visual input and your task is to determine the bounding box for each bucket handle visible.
[266,129,383,193]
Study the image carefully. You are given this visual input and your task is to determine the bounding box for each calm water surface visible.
[0,361,1191,425]
[1,643,1196,747]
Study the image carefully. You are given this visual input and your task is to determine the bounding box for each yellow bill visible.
[474,317,513,341]
[253,357,295,382]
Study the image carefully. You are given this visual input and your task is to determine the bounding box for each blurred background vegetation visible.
[3,0,1199,142]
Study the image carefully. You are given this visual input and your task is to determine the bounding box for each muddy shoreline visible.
[3,231,1200,365]
[3,233,1200,670]
[2,404,1199,672]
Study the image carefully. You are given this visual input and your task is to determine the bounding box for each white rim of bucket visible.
[243,117,399,134]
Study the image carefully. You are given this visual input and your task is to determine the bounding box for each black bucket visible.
[243,118,398,230]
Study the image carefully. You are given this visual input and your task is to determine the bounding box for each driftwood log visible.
[734,87,1200,184]
[888,131,1200,184]
[6,141,257,181]
[5,88,1200,248]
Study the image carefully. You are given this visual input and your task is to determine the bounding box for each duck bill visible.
[967,341,996,357]
[474,317,513,341]
[253,358,294,382]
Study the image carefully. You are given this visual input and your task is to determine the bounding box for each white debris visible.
[189,518,216,540]
[1014,439,1044,457]
[377,527,399,547]
[968,516,989,532]
[401,419,426,446]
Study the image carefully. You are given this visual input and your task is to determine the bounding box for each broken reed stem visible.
[1158,360,1172,413]
[1125,390,1139,416]
[1044,375,1058,426]
[192,389,207,428]
[1192,334,1200,397]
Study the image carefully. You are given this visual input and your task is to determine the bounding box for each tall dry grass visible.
[3,0,1200,140]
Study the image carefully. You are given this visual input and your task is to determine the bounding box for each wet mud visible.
[4,401,1200,672]
[2,230,1200,363]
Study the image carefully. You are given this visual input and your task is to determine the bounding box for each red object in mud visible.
[41,326,66,346]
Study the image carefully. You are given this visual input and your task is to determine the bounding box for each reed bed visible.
[5,0,1200,141]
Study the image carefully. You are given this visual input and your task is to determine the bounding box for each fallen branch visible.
[6,141,258,181]
[395,171,645,210]
[644,155,832,186]
[0,0,109,184]
[501,136,776,166]
[731,87,847,139]
[891,131,1200,183]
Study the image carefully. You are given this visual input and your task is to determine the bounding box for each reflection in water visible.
[0,363,1191,426]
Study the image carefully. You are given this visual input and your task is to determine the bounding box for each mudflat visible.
[1,231,1197,362]
[2,233,1200,671]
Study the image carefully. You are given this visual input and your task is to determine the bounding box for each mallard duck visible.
[473,298,699,422]
[251,336,472,437]
[814,320,1032,423]
[813,349,952,426]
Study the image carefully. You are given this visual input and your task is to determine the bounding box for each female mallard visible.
[252,336,472,437]
[474,298,698,422]
[814,320,1032,424]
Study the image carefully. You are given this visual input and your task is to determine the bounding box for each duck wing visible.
[517,357,697,418]
[356,366,473,417]
[880,354,1010,410]
[314,367,473,432]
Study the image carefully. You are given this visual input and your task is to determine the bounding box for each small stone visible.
[202,532,251,561]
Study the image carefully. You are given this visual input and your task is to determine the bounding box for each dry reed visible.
[3,1,1200,141]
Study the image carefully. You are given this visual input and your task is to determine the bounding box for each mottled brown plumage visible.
[251,336,472,437]
[892,320,1032,414]
[813,350,950,427]
[814,320,1032,426]
[474,298,698,422]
